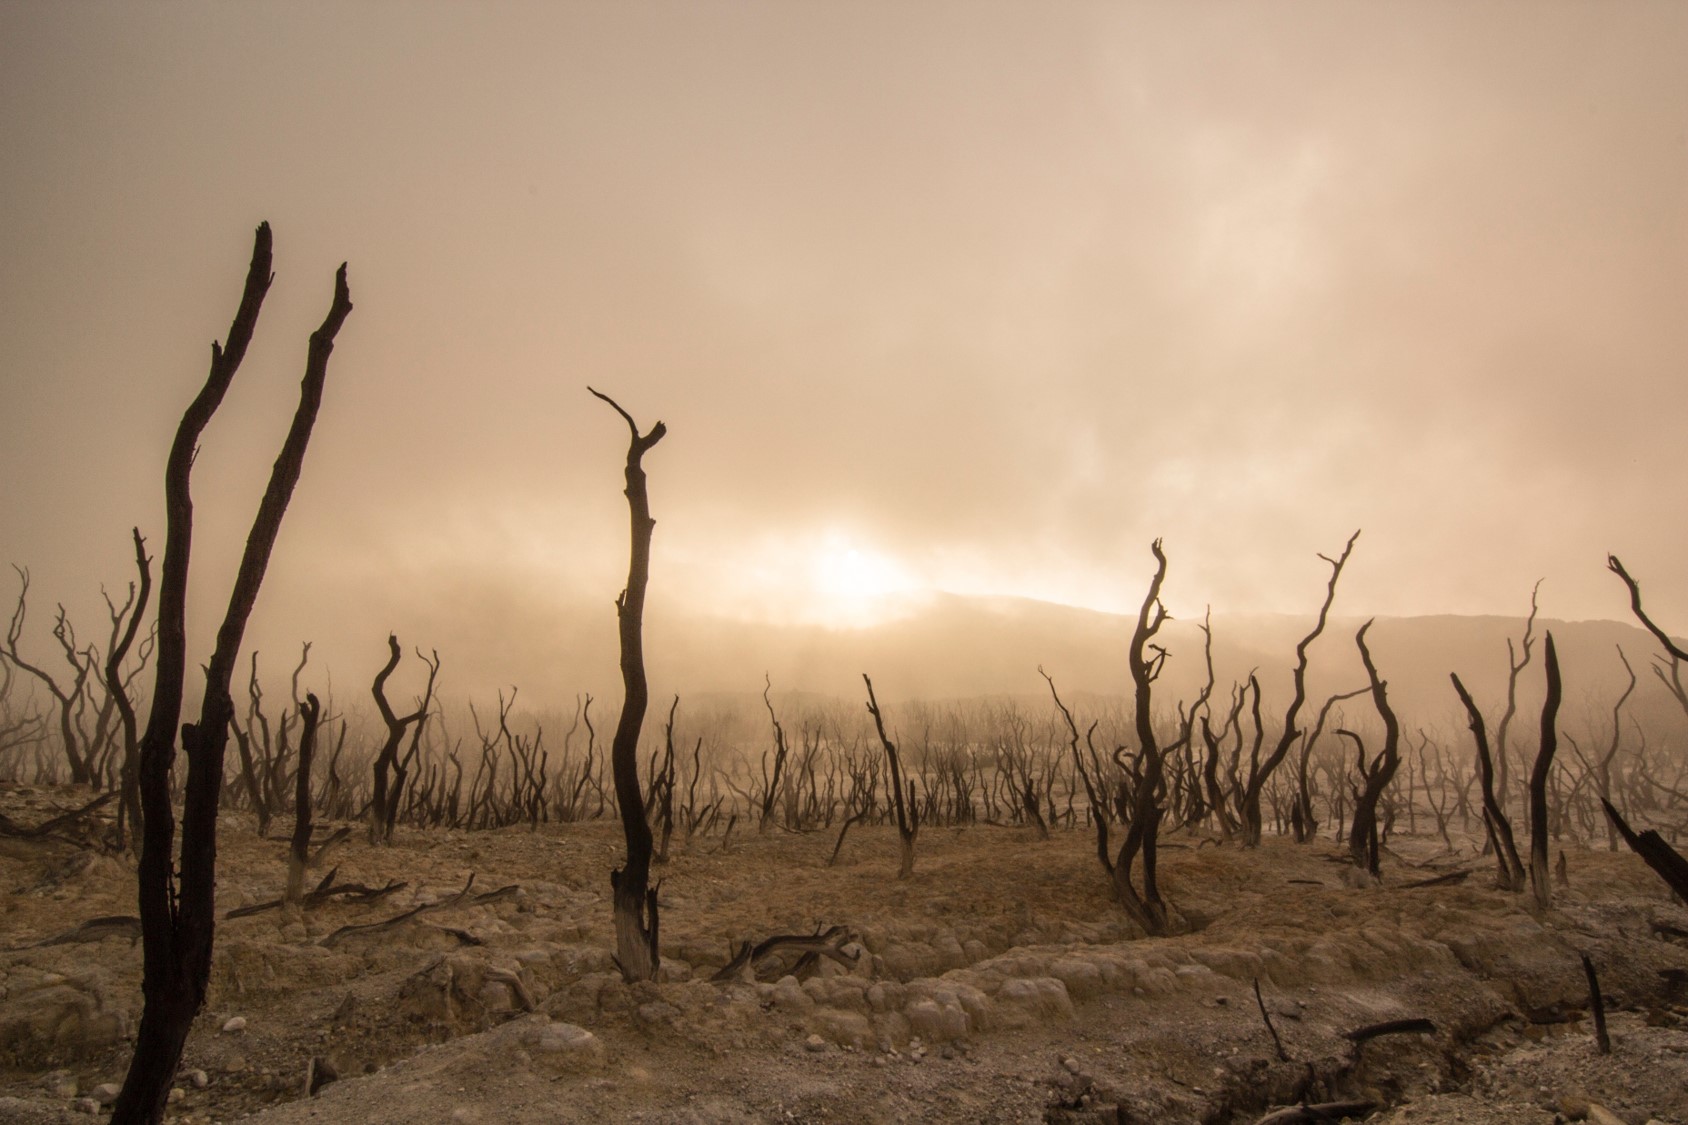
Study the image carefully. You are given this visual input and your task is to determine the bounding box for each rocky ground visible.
[2,781,1686,1124]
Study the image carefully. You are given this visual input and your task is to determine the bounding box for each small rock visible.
[804,1034,827,1053]
[221,1016,248,1034]
[167,1088,185,1104]
[223,1055,247,1074]
[1062,1056,1083,1074]
[187,1069,210,1089]
[91,1083,121,1106]
[72,1097,99,1115]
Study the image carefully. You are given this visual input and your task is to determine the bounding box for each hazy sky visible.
[2,2,1685,703]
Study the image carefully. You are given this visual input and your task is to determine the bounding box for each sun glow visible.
[804,532,922,626]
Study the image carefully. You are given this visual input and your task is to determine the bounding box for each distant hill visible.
[286,578,1687,736]
[639,593,1684,735]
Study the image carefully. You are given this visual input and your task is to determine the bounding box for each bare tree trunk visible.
[1450,672,1526,891]
[1114,540,1172,934]
[591,388,665,983]
[864,675,918,879]
[113,225,350,1125]
[285,694,322,904]
[1528,632,1562,912]
[1348,620,1401,880]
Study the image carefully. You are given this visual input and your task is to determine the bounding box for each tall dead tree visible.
[1450,672,1526,891]
[1114,539,1173,935]
[1348,620,1401,880]
[1239,530,1358,846]
[591,387,665,982]
[864,674,918,878]
[1494,582,1542,813]
[113,224,350,1124]
[1528,632,1562,911]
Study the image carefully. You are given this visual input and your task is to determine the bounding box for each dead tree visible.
[1292,685,1368,844]
[1527,632,1562,911]
[1494,582,1542,815]
[113,223,351,1125]
[106,530,153,851]
[1239,531,1358,846]
[863,674,918,878]
[1450,672,1526,891]
[1114,539,1174,934]
[1347,620,1401,880]
[1602,798,1688,904]
[591,387,665,983]
[1608,555,1688,720]
[4,570,97,785]
[367,635,440,844]
[758,674,790,832]
[285,694,322,905]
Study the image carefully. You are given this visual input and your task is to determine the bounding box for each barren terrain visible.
[2,782,1685,1125]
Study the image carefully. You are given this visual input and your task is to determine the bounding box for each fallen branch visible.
[1255,1102,1378,1125]
[1344,1017,1436,1047]
[225,867,408,919]
[0,792,117,840]
[710,924,857,982]
[1397,869,1471,890]
[317,874,477,948]
[12,914,141,950]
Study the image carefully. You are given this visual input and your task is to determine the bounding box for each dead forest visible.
[1,225,1686,1125]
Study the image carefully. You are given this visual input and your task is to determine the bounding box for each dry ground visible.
[2,781,1686,1124]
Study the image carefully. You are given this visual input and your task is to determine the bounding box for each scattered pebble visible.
[222,1015,248,1033]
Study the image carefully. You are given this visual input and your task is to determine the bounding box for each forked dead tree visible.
[1347,620,1401,880]
[1239,531,1358,846]
[113,223,351,1124]
[368,635,441,844]
[591,387,665,982]
[106,530,153,851]
[1114,539,1173,934]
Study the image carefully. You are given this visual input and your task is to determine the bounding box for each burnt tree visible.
[285,693,322,904]
[113,223,351,1124]
[1348,620,1401,880]
[864,674,918,879]
[1240,530,1358,846]
[1450,672,1526,891]
[368,635,440,844]
[107,530,153,851]
[1527,632,1562,911]
[1608,554,1688,720]
[1114,539,1173,934]
[592,387,665,982]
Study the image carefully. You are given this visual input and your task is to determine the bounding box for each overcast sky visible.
[2,2,1685,703]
